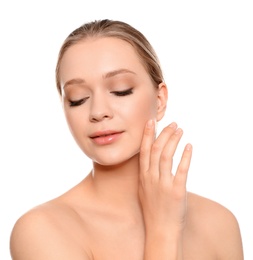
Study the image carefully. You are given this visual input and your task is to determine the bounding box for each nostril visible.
[90,112,112,122]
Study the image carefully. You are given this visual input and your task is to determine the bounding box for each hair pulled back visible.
[56,19,164,95]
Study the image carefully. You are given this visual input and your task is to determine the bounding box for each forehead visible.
[59,37,148,83]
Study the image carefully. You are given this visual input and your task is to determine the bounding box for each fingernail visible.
[175,128,183,135]
[146,119,153,128]
[169,122,177,129]
[186,143,192,151]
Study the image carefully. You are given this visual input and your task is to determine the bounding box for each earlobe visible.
[156,82,168,122]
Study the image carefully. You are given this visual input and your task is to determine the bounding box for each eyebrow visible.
[63,78,85,89]
[103,68,136,79]
[63,68,136,89]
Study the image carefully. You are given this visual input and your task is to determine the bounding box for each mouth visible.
[90,130,123,138]
[89,130,124,145]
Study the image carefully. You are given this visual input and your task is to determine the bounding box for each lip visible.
[89,130,124,145]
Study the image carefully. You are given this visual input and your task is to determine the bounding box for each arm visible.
[139,120,192,259]
[214,207,244,259]
[10,210,92,260]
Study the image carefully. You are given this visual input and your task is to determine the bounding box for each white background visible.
[0,0,252,259]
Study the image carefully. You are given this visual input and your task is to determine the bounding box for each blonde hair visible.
[56,19,164,95]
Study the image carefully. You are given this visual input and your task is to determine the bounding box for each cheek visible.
[135,95,157,119]
[127,97,157,151]
[120,95,157,130]
[64,109,86,136]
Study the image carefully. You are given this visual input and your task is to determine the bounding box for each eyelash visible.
[111,88,133,96]
[69,88,133,107]
[69,97,88,107]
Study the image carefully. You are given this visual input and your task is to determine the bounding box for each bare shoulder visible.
[10,200,93,260]
[186,192,244,259]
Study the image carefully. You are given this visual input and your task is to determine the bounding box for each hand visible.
[139,120,192,234]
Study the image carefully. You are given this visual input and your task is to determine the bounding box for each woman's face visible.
[59,37,166,166]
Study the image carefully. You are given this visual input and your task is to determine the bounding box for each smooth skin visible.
[10,37,244,259]
[139,120,192,259]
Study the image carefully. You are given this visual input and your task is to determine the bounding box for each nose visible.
[89,93,113,122]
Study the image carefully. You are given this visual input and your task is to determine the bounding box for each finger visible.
[159,128,183,180]
[149,122,177,176]
[139,119,156,175]
[174,143,193,188]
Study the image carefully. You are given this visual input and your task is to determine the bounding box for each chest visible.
[87,217,145,260]
[81,219,215,260]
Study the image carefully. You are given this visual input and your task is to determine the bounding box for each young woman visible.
[10,19,244,259]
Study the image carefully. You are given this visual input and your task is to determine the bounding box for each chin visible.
[91,151,139,167]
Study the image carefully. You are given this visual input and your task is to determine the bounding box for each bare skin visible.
[10,37,243,259]
[10,164,243,259]
[10,126,243,259]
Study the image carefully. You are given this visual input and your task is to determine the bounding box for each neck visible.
[89,154,141,210]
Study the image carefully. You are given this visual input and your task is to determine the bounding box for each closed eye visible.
[69,97,89,107]
[111,88,133,96]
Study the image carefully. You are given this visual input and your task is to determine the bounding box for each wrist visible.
[145,221,185,236]
[144,230,184,260]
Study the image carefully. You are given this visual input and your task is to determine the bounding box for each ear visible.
[156,82,168,122]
